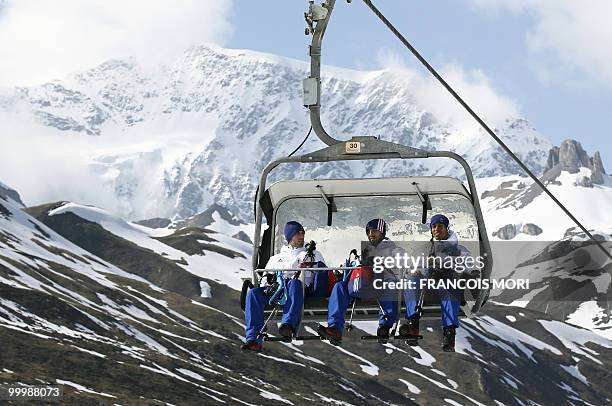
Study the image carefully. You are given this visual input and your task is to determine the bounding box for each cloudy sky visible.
[0,0,610,171]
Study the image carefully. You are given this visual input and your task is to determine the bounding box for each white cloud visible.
[0,0,233,86]
[0,113,120,211]
[376,50,520,129]
[467,0,612,87]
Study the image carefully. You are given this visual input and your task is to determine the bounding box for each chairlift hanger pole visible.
[304,0,341,146]
[303,0,611,260]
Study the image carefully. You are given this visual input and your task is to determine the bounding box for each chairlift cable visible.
[288,126,313,157]
[361,0,612,261]
[253,126,313,220]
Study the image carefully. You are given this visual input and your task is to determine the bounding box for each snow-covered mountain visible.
[2,184,612,404]
[0,44,552,222]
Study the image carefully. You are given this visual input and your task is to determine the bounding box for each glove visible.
[265,273,275,285]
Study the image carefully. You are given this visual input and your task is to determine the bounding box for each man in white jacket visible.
[400,214,470,352]
[242,221,325,352]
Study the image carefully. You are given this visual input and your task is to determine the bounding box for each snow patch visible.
[56,379,116,398]
[199,281,212,298]
[560,364,589,386]
[398,378,421,394]
[539,320,612,365]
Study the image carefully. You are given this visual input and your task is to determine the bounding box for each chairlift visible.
[240,0,610,343]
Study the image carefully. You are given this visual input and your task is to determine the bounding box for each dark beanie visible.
[430,214,450,229]
[284,221,304,243]
[365,218,387,236]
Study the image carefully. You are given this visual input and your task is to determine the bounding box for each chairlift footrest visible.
[397,334,424,340]
[361,334,423,340]
[265,335,325,342]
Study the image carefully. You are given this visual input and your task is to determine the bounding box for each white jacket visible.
[432,230,473,275]
[265,245,326,286]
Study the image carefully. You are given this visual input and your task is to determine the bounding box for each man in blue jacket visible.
[317,218,401,345]
[242,221,326,352]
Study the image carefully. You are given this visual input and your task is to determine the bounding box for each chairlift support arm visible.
[304,0,341,146]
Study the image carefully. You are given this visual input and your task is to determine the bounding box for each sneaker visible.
[278,323,294,339]
[377,325,390,344]
[241,341,263,352]
[399,316,420,346]
[317,324,342,346]
[442,326,456,352]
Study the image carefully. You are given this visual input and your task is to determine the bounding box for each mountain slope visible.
[2,187,612,404]
[25,202,251,292]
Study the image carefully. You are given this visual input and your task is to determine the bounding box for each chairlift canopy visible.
[266,176,471,207]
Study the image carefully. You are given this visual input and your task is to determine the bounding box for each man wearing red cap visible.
[242,221,326,352]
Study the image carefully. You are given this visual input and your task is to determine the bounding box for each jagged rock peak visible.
[591,151,606,184]
[559,139,590,173]
[545,146,560,172]
[544,139,606,185]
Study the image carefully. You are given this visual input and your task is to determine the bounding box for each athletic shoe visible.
[442,326,456,352]
[399,316,420,346]
[377,325,390,344]
[317,324,342,346]
[278,323,294,340]
[241,341,263,352]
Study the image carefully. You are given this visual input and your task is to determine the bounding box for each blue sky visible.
[227,1,612,172]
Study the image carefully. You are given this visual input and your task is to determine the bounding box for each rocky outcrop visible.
[0,182,24,206]
[591,151,606,184]
[493,224,517,240]
[522,223,543,236]
[559,140,590,173]
[175,203,244,229]
[545,146,560,172]
[544,139,607,185]
[481,180,519,200]
[134,217,171,229]
[493,223,543,238]
[574,176,593,188]
[232,230,252,244]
